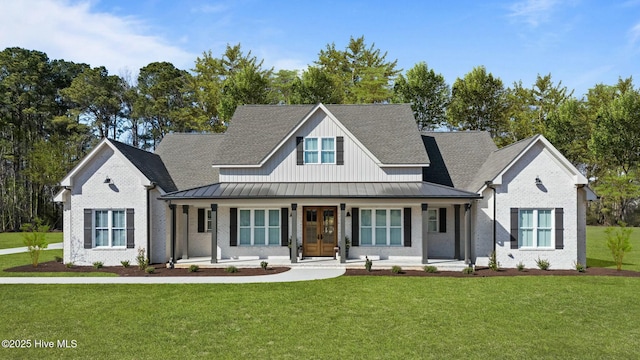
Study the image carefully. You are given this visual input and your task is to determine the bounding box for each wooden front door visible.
[303,206,337,257]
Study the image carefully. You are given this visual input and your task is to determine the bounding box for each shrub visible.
[535,257,550,270]
[65,262,74,268]
[488,251,500,271]
[225,266,238,273]
[136,247,148,270]
[462,266,474,275]
[92,261,103,269]
[260,261,268,270]
[121,260,130,268]
[516,261,525,271]
[145,266,155,274]
[54,255,63,263]
[21,220,49,268]
[391,265,402,274]
[423,265,438,273]
[574,261,585,273]
[189,265,199,273]
[364,257,373,272]
[605,225,633,271]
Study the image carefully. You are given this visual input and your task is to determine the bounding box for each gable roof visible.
[108,139,177,193]
[212,103,429,167]
[154,133,223,191]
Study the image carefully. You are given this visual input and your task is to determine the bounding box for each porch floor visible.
[174,257,469,271]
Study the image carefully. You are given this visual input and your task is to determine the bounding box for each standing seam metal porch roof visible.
[160,182,481,200]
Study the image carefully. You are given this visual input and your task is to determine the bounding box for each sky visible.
[1,0,639,97]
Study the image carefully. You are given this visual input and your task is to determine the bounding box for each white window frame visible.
[427,209,438,233]
[519,209,554,249]
[304,137,335,164]
[237,209,281,246]
[93,209,126,248]
[206,209,213,232]
[359,208,403,246]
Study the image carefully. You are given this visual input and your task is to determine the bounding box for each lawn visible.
[586,225,640,271]
[0,231,63,250]
[0,276,639,359]
[0,250,116,277]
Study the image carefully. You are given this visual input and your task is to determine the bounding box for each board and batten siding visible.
[219,111,423,183]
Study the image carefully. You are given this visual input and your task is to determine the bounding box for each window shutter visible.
[510,208,519,249]
[404,207,412,247]
[281,207,289,246]
[555,208,564,249]
[84,209,92,249]
[439,208,447,233]
[336,136,344,165]
[230,208,238,246]
[296,137,304,165]
[197,208,205,233]
[351,207,359,246]
[126,208,135,248]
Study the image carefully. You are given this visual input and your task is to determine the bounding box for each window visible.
[304,137,335,164]
[238,209,280,246]
[360,209,403,246]
[94,210,126,247]
[427,209,438,232]
[206,210,213,232]
[519,209,553,248]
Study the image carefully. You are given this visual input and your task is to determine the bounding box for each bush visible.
[462,266,475,275]
[391,265,402,274]
[260,261,268,270]
[145,266,155,274]
[121,260,130,268]
[189,265,199,273]
[574,261,585,273]
[136,247,148,270]
[65,262,74,268]
[21,220,49,268]
[423,265,438,273]
[364,257,373,272]
[605,225,633,271]
[225,266,238,273]
[535,257,550,270]
[516,261,525,271]
[54,256,63,263]
[488,250,500,271]
[92,261,103,269]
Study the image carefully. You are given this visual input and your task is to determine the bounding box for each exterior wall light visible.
[104,177,113,185]
[535,176,542,185]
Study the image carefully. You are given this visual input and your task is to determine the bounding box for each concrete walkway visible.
[0,242,63,255]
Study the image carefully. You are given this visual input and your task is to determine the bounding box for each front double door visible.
[303,206,337,257]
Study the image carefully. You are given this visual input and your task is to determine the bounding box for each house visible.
[54,103,596,269]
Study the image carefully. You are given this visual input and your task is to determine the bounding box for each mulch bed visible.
[5,261,640,277]
[4,261,289,277]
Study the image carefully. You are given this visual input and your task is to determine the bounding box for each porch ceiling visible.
[159,182,481,200]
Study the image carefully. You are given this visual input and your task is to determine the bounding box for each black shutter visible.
[281,208,289,246]
[296,137,304,165]
[439,208,447,233]
[351,207,359,246]
[230,208,238,246]
[555,208,564,249]
[510,208,519,249]
[336,136,344,165]
[126,208,135,248]
[84,209,92,249]
[404,208,412,247]
[197,208,205,233]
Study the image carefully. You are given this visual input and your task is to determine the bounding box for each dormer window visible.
[304,137,335,164]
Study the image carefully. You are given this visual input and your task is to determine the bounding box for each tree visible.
[605,225,633,271]
[394,62,450,130]
[448,66,508,140]
[291,66,342,104]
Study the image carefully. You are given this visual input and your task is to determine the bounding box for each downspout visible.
[144,182,156,263]
[485,181,497,253]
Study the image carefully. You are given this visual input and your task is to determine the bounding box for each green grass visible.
[0,250,115,277]
[587,225,640,271]
[0,232,63,249]
[0,276,639,359]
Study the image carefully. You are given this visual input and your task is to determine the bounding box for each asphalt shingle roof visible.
[108,139,177,193]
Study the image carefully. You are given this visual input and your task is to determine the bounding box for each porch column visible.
[454,204,461,259]
[290,203,298,263]
[421,203,429,264]
[169,204,176,263]
[464,203,471,264]
[340,203,346,263]
[210,204,218,264]
[182,205,189,260]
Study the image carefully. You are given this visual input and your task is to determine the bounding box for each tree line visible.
[1,36,639,230]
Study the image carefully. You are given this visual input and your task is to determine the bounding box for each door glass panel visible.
[323,209,335,243]
[306,210,317,244]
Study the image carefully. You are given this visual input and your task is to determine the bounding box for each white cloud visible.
[0,0,195,76]
[508,0,559,27]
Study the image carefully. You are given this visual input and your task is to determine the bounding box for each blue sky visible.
[1,0,639,97]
